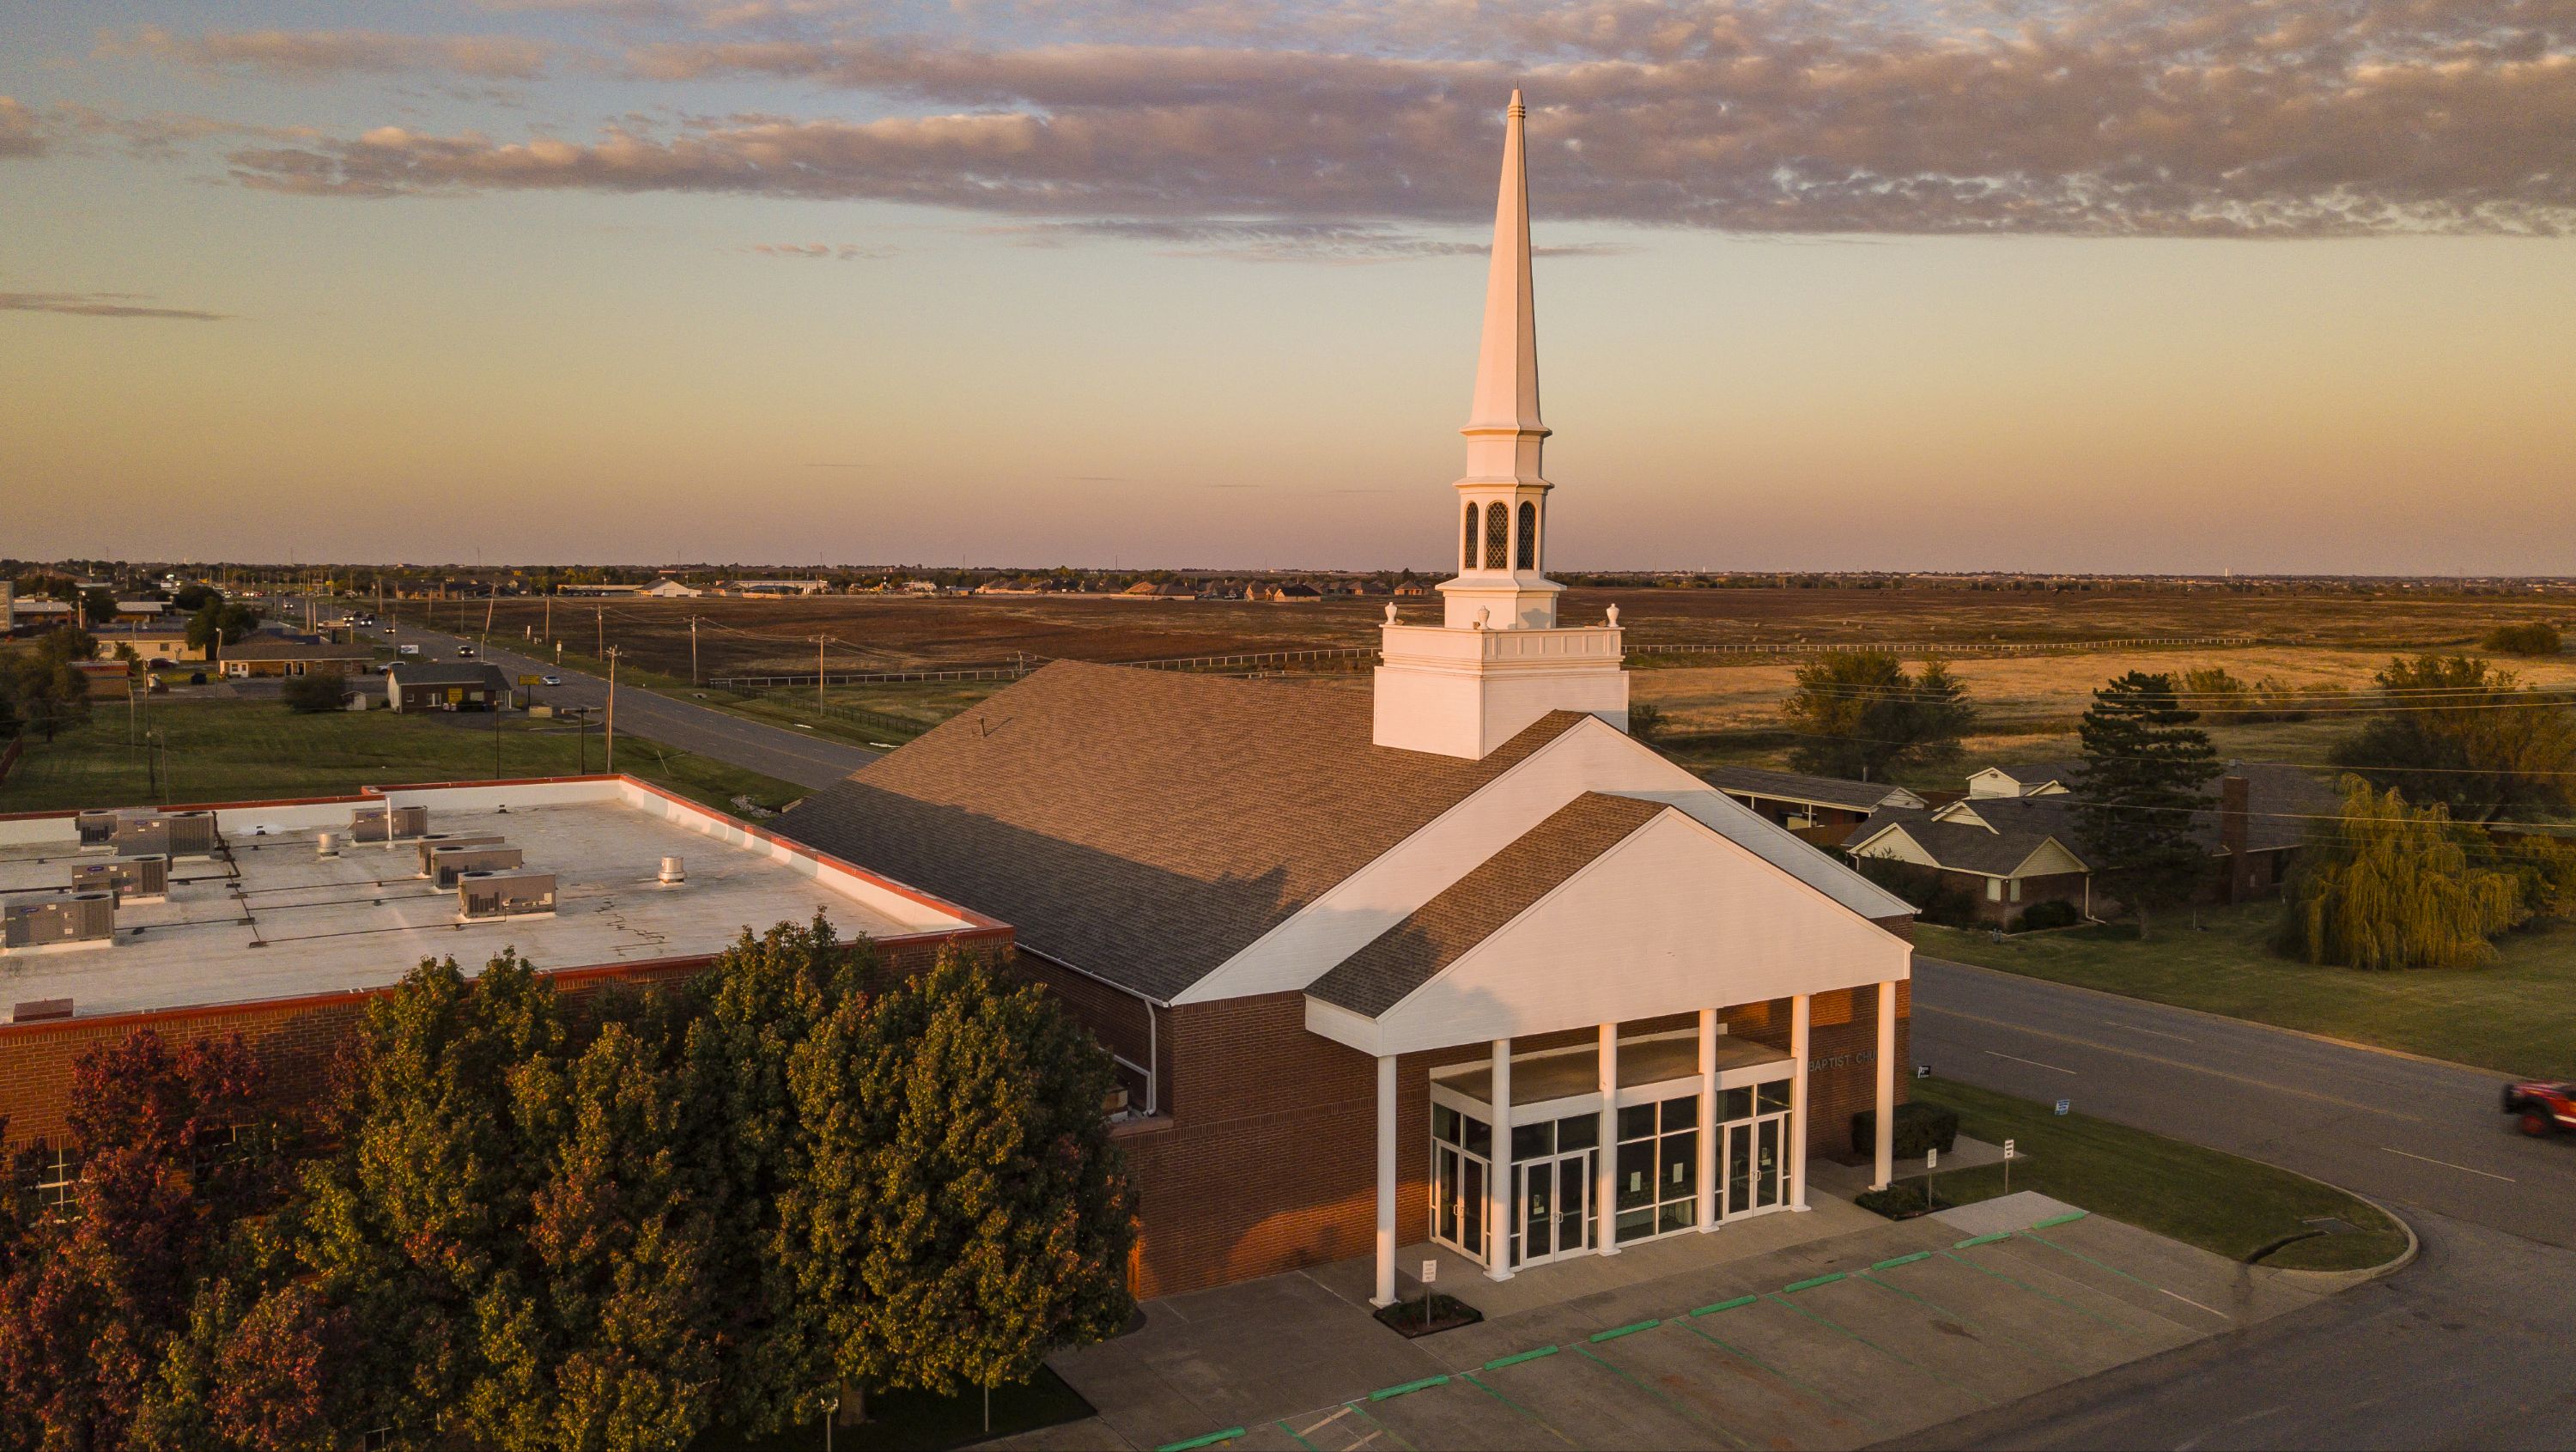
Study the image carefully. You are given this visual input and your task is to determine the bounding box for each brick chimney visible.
[2219,775,2254,903]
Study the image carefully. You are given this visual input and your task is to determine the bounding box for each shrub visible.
[2010,899,2082,933]
[1850,855,1981,928]
[1854,1181,1960,1219]
[280,671,347,714]
[2482,623,2563,657]
[1850,1100,1960,1160]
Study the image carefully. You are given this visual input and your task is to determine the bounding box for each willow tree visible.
[2281,778,2524,970]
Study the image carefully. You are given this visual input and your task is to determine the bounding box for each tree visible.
[2330,654,2576,820]
[1782,650,1976,781]
[796,950,1134,1431]
[185,601,260,655]
[1625,702,1666,745]
[2278,779,2524,970]
[281,671,346,714]
[80,588,118,630]
[170,585,220,613]
[0,1031,279,1451]
[2482,622,2563,657]
[2072,671,2222,939]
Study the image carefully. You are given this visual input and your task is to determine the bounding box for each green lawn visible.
[1887,1078,2409,1273]
[1,698,807,817]
[690,1370,1093,1452]
[1919,902,2576,1082]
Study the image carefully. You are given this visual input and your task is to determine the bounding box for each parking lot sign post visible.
[1420,1258,1438,1329]
[2003,1138,2015,1194]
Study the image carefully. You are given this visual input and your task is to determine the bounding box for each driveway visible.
[357,617,874,791]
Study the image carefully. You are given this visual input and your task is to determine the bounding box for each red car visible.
[2502,1080,2576,1137]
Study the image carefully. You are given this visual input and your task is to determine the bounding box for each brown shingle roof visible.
[775,660,1595,1000]
[1309,793,1668,1018]
[222,635,373,660]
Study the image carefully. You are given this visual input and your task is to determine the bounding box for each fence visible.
[1627,635,2257,659]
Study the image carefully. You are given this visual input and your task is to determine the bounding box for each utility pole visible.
[690,615,699,686]
[809,635,829,715]
[595,604,604,661]
[544,591,551,644]
[605,647,619,775]
[481,588,496,661]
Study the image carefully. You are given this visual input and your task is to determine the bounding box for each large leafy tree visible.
[2330,654,2576,821]
[184,601,260,655]
[796,950,1134,1429]
[2074,671,2223,939]
[1782,650,1976,781]
[2279,779,2524,970]
[8,628,98,743]
[0,1030,279,1451]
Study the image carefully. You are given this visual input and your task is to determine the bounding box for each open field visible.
[1896,1077,2410,1273]
[1920,902,2576,1082]
[0,698,807,817]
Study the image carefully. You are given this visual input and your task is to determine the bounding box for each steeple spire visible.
[1462,89,1548,485]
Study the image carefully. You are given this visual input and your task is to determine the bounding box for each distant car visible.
[540,674,562,686]
[2504,1080,2575,1137]
[456,645,476,657]
[383,624,397,634]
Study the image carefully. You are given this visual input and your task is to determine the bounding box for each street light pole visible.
[605,647,619,775]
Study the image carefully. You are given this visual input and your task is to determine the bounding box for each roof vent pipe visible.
[658,856,685,885]
[317,831,339,858]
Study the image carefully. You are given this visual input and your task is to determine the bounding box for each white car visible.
[540,674,562,686]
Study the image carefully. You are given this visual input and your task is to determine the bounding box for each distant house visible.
[1702,766,1928,844]
[218,635,375,679]
[89,623,204,665]
[113,600,168,622]
[1393,580,1435,598]
[723,579,830,597]
[641,578,703,598]
[1263,583,1324,604]
[555,583,648,598]
[1845,760,2331,922]
[386,661,512,713]
[1118,581,1197,600]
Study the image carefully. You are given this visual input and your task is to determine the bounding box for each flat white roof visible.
[0,778,990,1021]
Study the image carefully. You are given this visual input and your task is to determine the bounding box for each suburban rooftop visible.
[0,777,988,1021]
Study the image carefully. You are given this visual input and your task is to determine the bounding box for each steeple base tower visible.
[1373,618,1626,759]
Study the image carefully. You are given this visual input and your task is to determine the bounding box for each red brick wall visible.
[0,926,1002,1151]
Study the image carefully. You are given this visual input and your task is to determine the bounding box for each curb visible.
[2266,1190,2420,1292]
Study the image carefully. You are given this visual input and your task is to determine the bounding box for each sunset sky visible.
[4,1,2572,574]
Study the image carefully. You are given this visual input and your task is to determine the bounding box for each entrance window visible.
[1507,1112,1597,1269]
[1431,1105,1490,1262]
[1720,1076,1794,1222]
[1614,1093,1699,1243]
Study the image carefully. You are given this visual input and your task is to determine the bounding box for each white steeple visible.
[1373,91,1628,759]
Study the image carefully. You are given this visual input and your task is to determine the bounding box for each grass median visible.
[1919,903,2576,1083]
[1878,1077,2409,1273]
[2,697,806,817]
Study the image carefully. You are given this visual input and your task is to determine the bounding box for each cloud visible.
[164,0,2576,235]
[748,240,893,259]
[0,97,45,158]
[102,25,554,82]
[1,291,229,321]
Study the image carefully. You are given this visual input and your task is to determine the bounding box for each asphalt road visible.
[1905,956,2576,1449]
[355,617,876,792]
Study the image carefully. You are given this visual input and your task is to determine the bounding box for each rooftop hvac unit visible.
[3,893,117,952]
[110,814,172,858]
[430,844,523,888]
[415,834,507,878]
[76,810,122,851]
[70,854,169,902]
[167,811,218,857]
[458,870,556,920]
[351,803,429,842]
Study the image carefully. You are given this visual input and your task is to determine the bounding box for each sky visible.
[3,0,2573,574]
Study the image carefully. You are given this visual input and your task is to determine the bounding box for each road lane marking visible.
[2380,1146,2517,1182]
[2106,1021,2196,1043]
[1917,1005,2428,1123]
[1984,1049,2077,1075]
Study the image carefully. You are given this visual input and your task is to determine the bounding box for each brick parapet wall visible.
[0,925,1004,1150]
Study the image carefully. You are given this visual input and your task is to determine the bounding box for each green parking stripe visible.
[1765,1292,1991,1406]
[1484,1345,1559,1370]
[1953,1231,2014,1248]
[1589,1318,1661,1343]
[1873,1251,1933,1270]
[2032,1210,2089,1230]
[1461,1372,1580,1448]
[1571,1343,1754,1452]
[1156,1429,1243,1451]
[1856,1271,2083,1375]
[1370,1375,1449,1401]
[1782,1272,1845,1293]
[1273,1418,1321,1451]
[1941,1250,2158,1340]
[1677,1318,1890,1433]
[1692,1295,1758,1315]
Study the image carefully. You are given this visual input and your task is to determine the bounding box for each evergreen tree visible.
[2073,671,2223,939]
[1783,650,1976,781]
[2279,778,2524,969]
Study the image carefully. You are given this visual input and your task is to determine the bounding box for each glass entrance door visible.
[1717,1078,1793,1222]
[1511,1151,1593,1268]
[1431,1104,1490,1263]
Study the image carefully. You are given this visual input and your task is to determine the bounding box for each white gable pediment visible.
[1177,718,1912,1005]
[1310,809,1913,1056]
[1931,801,1995,831]
[1850,823,1938,867]
[2011,837,2090,878]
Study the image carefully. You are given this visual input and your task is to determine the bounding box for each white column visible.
[1486,1038,1513,1280]
[1373,1054,1398,1306]
[1871,981,1898,1191]
[1695,1009,1718,1232]
[1789,994,1812,1211]
[1595,1023,1620,1255]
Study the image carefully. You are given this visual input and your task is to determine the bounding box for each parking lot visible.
[1062,1202,2342,1452]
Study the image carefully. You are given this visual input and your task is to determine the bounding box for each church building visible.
[779,93,1917,1302]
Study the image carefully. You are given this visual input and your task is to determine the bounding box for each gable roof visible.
[387,662,508,689]
[1702,764,1925,812]
[775,661,1592,1000]
[1309,793,1667,1018]
[1847,795,2087,877]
